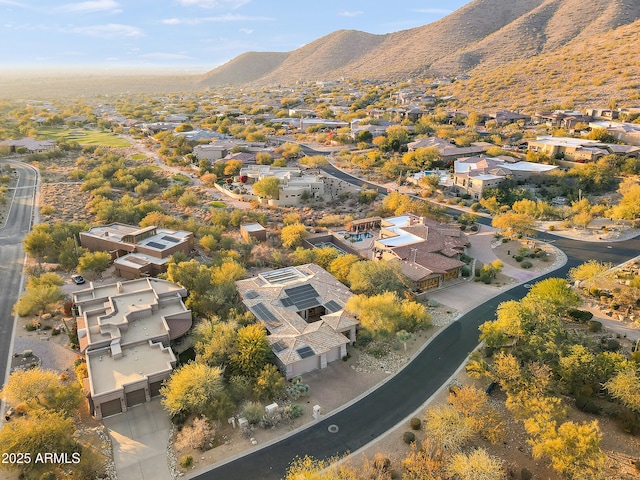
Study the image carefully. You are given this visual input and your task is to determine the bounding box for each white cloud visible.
[162,14,272,25]
[178,0,250,9]
[239,28,253,34]
[68,23,144,39]
[338,10,363,18]
[57,0,122,14]
[0,0,29,6]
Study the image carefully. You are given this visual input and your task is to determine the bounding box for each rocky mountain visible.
[198,0,640,87]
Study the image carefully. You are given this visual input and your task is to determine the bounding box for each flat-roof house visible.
[79,223,194,279]
[236,264,358,379]
[453,155,558,199]
[239,165,325,207]
[240,223,267,242]
[527,136,608,162]
[589,121,640,147]
[374,214,468,292]
[73,278,192,419]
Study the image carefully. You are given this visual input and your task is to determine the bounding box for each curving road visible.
[190,161,640,480]
[0,160,38,388]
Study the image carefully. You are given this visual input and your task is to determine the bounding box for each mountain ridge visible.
[199,0,640,87]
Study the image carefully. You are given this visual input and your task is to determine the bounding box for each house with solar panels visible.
[235,264,358,379]
[79,223,194,279]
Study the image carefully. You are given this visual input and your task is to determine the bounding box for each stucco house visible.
[79,223,194,279]
[73,278,192,419]
[453,155,558,199]
[235,264,358,379]
[373,214,468,292]
[407,137,485,164]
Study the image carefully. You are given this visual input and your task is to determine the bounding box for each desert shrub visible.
[587,320,602,332]
[501,238,508,243]
[373,454,391,472]
[470,224,479,232]
[241,401,264,425]
[470,202,481,211]
[175,416,216,451]
[179,455,193,468]
[520,468,533,480]
[460,224,467,231]
[514,255,523,262]
[402,431,416,444]
[520,260,533,269]
[461,265,471,277]
[25,320,40,331]
[575,397,600,414]
[589,287,601,297]
[567,309,593,322]
[284,403,303,420]
[410,417,421,430]
[605,339,621,351]
[612,405,640,435]
[548,225,555,231]
[460,254,472,264]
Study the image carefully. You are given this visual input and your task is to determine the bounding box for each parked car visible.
[71,274,85,285]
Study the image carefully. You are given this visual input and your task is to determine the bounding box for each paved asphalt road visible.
[0,161,37,388]
[192,162,639,480]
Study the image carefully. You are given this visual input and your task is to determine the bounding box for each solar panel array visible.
[324,300,342,313]
[272,341,287,353]
[249,303,282,328]
[162,235,180,243]
[296,346,315,359]
[283,284,320,310]
[146,241,167,250]
[244,290,259,299]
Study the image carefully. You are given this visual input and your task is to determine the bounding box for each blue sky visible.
[1,0,470,71]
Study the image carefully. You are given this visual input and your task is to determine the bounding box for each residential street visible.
[0,160,38,389]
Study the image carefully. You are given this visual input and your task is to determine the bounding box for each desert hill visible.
[199,0,640,86]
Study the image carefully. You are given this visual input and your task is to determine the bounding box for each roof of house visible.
[74,278,191,398]
[235,264,357,365]
[408,136,485,158]
[376,214,466,280]
[454,155,557,175]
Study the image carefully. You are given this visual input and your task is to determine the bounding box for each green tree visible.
[23,227,54,262]
[491,211,536,238]
[327,254,361,284]
[609,183,640,220]
[281,222,308,248]
[192,317,238,367]
[160,363,225,417]
[255,152,273,165]
[230,323,271,377]
[568,260,612,284]
[605,367,640,412]
[253,364,286,401]
[523,278,580,316]
[299,155,329,168]
[347,260,407,296]
[531,420,606,480]
[13,283,65,319]
[423,404,474,452]
[446,449,505,480]
[252,177,280,200]
[345,292,431,338]
[0,411,78,477]
[77,250,111,279]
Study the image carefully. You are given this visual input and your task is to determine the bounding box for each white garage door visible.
[291,355,321,378]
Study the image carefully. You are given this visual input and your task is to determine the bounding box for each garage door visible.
[292,355,321,378]
[100,398,122,418]
[326,346,341,363]
[125,389,146,407]
[149,381,163,398]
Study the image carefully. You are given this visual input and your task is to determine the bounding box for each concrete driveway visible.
[103,398,172,480]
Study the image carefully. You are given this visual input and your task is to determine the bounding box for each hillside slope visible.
[198,0,640,86]
[441,19,640,111]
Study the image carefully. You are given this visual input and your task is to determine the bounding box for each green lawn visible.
[210,201,226,208]
[37,127,131,147]
[130,153,147,160]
